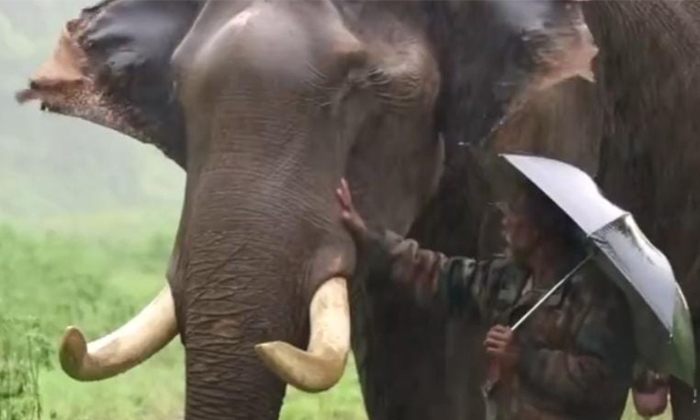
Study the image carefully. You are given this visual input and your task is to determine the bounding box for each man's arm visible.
[336,178,480,310]
[516,281,634,410]
[360,228,480,311]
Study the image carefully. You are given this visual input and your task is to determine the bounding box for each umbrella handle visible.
[511,254,594,332]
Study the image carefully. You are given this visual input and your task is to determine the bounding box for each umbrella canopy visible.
[498,153,695,386]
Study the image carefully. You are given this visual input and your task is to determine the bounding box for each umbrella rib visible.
[511,254,594,332]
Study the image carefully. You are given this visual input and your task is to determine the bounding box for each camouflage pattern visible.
[362,230,635,420]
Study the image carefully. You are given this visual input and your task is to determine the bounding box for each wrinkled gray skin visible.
[19,1,700,419]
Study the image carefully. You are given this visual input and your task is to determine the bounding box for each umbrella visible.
[496,153,695,386]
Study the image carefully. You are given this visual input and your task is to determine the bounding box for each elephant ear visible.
[16,0,203,168]
[430,0,598,147]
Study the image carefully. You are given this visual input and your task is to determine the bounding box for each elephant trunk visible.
[176,169,354,420]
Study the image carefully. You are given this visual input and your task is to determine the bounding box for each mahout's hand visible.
[336,178,368,241]
[484,325,520,374]
[632,368,669,417]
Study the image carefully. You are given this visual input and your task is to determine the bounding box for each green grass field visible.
[0,218,669,420]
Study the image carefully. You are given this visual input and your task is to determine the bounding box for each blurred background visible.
[0,1,663,419]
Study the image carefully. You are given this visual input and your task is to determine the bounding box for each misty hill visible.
[0,0,184,221]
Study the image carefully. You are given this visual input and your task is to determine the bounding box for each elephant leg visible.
[671,376,697,420]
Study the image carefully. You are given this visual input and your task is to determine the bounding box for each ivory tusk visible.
[255,277,350,392]
[60,285,178,381]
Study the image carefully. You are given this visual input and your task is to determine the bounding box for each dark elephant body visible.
[410,3,700,418]
[18,1,700,419]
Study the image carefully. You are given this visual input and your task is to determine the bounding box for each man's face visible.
[500,192,541,264]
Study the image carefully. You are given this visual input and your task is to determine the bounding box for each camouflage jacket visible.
[362,229,635,420]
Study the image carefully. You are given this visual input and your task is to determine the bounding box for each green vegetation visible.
[0,315,52,420]
[0,221,368,420]
[0,221,184,420]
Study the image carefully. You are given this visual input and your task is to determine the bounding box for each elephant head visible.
[17,0,597,419]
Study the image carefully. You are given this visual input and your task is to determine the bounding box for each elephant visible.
[15,0,700,419]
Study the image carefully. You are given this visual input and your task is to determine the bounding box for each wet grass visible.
[0,220,670,420]
[0,220,184,420]
[0,220,367,420]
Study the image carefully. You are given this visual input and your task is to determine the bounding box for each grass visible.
[0,219,367,420]
[282,358,367,420]
[0,220,184,420]
[0,219,671,420]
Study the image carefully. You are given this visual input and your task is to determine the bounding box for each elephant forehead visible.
[173,2,367,106]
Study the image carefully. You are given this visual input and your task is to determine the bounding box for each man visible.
[336,178,635,420]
